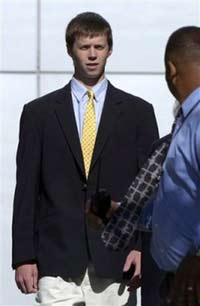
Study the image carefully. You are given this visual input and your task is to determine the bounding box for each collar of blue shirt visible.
[71,77,108,103]
[181,86,200,118]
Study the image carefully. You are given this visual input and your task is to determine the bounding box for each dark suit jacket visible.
[12,81,159,279]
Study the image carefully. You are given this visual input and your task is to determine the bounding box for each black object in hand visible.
[90,189,111,224]
[122,265,135,280]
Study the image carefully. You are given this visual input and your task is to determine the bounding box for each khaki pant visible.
[35,264,132,306]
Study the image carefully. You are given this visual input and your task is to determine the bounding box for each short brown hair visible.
[65,12,113,51]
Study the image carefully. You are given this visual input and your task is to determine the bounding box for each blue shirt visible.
[70,77,108,139]
[151,87,200,271]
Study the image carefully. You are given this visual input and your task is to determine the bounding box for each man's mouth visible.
[86,63,98,69]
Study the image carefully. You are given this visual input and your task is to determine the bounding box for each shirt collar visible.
[181,86,200,118]
[71,77,108,103]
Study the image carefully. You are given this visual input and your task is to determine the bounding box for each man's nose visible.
[88,47,97,59]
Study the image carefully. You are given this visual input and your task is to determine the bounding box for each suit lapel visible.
[54,82,123,178]
[90,82,122,172]
[54,83,85,175]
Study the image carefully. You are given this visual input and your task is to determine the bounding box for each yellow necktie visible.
[81,89,96,178]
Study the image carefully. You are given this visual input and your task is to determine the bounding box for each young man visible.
[12,12,158,305]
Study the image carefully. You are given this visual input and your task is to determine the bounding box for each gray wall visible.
[1,0,200,305]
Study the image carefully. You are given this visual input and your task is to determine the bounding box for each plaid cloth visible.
[101,136,171,251]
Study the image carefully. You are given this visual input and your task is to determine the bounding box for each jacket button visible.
[82,183,87,191]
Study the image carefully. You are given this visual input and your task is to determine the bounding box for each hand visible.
[85,199,119,230]
[85,201,104,230]
[123,250,141,291]
[167,255,200,306]
[15,263,38,294]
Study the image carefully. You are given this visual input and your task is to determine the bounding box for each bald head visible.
[165,26,200,67]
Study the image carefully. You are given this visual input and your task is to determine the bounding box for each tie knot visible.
[87,89,94,100]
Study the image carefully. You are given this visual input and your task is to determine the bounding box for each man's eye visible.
[96,46,104,50]
[80,46,88,50]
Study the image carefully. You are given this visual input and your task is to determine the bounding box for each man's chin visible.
[86,72,104,81]
[86,71,101,78]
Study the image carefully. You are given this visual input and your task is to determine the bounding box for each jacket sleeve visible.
[12,105,41,269]
[134,103,159,251]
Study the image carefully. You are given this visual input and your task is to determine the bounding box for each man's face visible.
[69,34,112,85]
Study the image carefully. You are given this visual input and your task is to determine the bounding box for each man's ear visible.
[167,60,177,80]
[108,49,112,57]
[67,46,72,57]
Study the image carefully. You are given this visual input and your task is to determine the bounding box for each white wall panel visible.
[40,73,71,95]
[0,0,37,71]
[40,0,198,72]
[0,74,37,306]
[108,74,174,136]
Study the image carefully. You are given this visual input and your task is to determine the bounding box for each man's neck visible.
[73,74,105,89]
[179,67,200,104]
